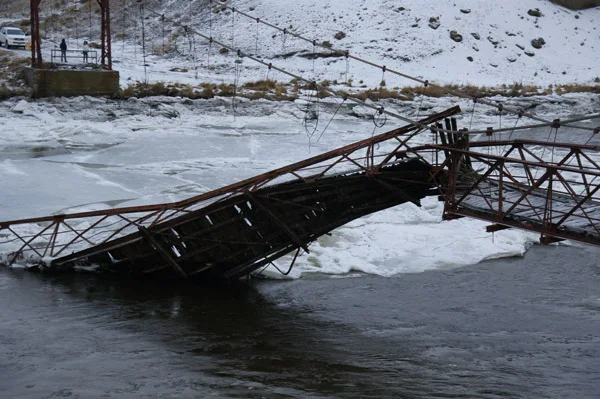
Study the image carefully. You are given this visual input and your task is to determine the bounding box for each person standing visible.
[60,38,67,62]
[82,41,89,63]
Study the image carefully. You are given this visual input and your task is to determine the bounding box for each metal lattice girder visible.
[0,107,460,278]
[5,107,600,277]
[441,140,600,246]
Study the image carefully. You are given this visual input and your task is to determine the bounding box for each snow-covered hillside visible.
[105,0,600,88]
[2,0,599,89]
[196,0,600,87]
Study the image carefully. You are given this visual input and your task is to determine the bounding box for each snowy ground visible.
[110,0,600,89]
[1,93,598,279]
[3,0,600,90]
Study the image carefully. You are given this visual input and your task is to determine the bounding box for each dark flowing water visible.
[1,244,599,399]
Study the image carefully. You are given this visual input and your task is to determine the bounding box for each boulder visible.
[429,17,441,30]
[450,30,463,42]
[531,37,546,49]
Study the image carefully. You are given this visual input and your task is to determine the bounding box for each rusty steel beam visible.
[486,224,511,233]
[449,207,600,247]
[30,0,42,67]
[540,236,565,245]
[429,145,600,178]
[469,139,600,152]
[98,0,112,69]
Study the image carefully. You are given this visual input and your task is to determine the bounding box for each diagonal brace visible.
[138,226,188,278]
[247,192,310,253]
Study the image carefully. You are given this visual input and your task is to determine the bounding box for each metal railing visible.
[50,49,98,65]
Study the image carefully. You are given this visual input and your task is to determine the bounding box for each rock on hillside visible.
[201,0,599,87]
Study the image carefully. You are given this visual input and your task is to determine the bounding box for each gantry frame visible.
[29,0,112,69]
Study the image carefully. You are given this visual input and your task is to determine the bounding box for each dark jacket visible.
[60,41,67,51]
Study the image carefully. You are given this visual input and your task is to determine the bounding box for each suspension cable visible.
[215,2,596,132]
[145,7,600,137]
[507,111,523,141]
[316,97,346,143]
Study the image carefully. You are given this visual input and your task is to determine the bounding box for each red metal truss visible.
[440,140,600,246]
[0,107,460,274]
[3,108,600,277]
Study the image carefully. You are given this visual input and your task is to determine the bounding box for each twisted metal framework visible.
[12,2,600,278]
[2,106,600,277]
[438,139,600,245]
[0,107,460,277]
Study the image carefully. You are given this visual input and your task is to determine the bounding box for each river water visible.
[1,244,599,399]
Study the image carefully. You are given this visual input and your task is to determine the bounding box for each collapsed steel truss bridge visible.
[2,106,600,279]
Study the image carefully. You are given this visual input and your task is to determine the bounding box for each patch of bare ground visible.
[0,53,32,99]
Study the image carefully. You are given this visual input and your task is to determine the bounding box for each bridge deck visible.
[48,159,433,279]
[455,182,600,245]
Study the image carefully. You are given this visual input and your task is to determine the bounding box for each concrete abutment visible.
[25,68,120,98]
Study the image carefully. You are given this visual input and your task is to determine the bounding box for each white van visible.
[0,27,27,49]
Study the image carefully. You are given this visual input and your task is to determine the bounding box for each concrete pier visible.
[25,67,120,98]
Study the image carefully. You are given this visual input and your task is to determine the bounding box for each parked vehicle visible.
[0,27,27,49]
